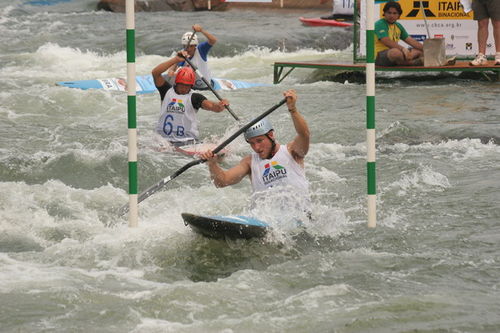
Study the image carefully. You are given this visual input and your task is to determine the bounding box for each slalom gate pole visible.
[126,0,138,227]
[366,0,376,228]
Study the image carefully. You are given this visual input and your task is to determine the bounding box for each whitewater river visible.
[1,1,499,332]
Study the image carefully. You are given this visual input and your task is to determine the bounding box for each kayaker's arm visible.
[152,52,185,87]
[193,24,217,46]
[285,90,310,162]
[201,153,251,188]
[201,98,230,113]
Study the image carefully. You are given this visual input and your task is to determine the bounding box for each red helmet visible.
[175,67,195,86]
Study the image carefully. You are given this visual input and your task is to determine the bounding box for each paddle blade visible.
[117,160,204,216]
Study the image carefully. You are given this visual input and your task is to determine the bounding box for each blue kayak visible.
[56,75,270,94]
[181,213,269,239]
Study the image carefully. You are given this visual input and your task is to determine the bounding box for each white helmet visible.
[244,118,273,141]
[181,32,198,46]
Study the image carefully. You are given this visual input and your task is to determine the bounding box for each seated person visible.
[375,1,424,66]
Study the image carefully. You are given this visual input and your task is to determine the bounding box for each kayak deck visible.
[182,213,269,239]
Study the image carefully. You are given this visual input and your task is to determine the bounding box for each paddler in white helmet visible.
[167,24,217,90]
[200,90,311,215]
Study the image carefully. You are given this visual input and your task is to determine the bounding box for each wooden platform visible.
[273,60,500,83]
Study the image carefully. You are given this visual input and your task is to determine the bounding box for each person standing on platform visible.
[167,24,218,90]
[469,0,500,66]
[374,1,424,66]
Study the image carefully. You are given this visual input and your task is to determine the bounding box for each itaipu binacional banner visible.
[358,0,496,59]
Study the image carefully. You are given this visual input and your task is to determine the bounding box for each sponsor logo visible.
[446,43,455,50]
[220,79,236,90]
[262,161,288,185]
[393,0,472,20]
[411,34,427,42]
[116,78,127,89]
[407,1,435,18]
[100,79,114,89]
[167,98,185,113]
[436,1,471,18]
[465,42,472,50]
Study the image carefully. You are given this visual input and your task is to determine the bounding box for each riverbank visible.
[97,0,332,12]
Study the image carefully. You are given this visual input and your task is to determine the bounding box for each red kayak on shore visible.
[299,17,353,27]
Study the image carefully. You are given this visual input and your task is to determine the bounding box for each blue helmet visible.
[244,118,273,141]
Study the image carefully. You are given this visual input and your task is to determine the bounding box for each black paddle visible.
[118,98,287,216]
[179,54,240,121]
[184,30,196,50]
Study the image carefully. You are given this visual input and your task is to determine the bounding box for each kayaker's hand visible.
[284,89,297,111]
[193,24,203,32]
[176,50,188,60]
[200,150,215,162]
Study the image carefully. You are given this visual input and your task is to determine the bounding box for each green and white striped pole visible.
[366,0,376,228]
[126,0,138,227]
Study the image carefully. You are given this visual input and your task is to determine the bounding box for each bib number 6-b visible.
[163,115,185,137]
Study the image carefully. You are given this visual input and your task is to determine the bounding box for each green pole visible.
[126,0,138,227]
[366,0,376,228]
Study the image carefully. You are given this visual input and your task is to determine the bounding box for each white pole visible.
[126,0,138,227]
[366,0,376,228]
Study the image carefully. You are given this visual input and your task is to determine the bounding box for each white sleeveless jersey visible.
[188,50,212,89]
[156,88,198,144]
[250,145,309,193]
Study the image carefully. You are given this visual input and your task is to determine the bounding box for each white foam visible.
[283,284,351,308]
[383,164,450,197]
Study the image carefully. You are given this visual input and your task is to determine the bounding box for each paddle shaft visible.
[118,98,287,215]
[184,30,196,50]
[180,54,240,121]
[420,1,431,39]
[208,98,286,155]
